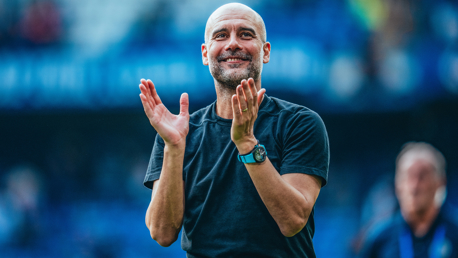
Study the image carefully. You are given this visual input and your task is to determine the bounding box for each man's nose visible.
[225,33,242,51]
[408,176,422,191]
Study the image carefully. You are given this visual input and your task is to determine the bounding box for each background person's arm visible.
[139,79,189,246]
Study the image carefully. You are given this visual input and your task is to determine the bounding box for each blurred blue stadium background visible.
[0,0,457,257]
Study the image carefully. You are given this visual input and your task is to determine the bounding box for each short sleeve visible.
[279,110,330,186]
[143,134,165,189]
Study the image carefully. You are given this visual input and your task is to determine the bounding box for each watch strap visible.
[238,152,257,163]
[237,141,267,164]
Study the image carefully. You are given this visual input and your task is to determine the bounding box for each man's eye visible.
[216,34,226,39]
[241,32,253,38]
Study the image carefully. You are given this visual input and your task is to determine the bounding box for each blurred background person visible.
[0,165,46,251]
[359,142,458,258]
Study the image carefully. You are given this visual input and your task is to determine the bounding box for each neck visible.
[402,205,440,237]
[214,78,262,119]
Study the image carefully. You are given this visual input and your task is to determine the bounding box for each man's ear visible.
[202,44,209,66]
[262,42,271,64]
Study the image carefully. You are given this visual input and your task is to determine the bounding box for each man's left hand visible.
[231,78,266,154]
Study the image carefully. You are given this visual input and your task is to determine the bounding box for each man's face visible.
[202,5,270,90]
[395,158,444,215]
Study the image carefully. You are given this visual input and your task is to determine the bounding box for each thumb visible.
[257,88,266,107]
[180,92,189,116]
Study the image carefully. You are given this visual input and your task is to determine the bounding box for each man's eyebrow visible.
[238,27,256,35]
[211,27,257,38]
[211,28,228,37]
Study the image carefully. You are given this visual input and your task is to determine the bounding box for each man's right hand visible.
[139,79,190,148]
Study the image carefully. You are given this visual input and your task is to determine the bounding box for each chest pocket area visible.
[182,139,233,206]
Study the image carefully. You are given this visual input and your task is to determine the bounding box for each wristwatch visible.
[238,140,267,164]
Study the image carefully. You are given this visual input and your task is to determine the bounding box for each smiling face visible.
[202,4,270,90]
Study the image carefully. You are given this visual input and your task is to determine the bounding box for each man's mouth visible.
[225,58,246,62]
[217,53,251,63]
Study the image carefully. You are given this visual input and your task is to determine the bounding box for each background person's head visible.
[395,142,447,217]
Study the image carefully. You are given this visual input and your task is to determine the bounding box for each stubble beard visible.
[209,51,262,91]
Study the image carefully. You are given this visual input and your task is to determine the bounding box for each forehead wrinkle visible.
[210,20,256,36]
[204,5,266,43]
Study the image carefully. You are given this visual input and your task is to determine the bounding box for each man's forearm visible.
[146,144,185,247]
[244,158,320,237]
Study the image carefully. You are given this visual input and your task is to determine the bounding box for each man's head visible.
[395,142,446,217]
[201,3,271,90]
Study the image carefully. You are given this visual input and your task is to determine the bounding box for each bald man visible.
[139,3,329,257]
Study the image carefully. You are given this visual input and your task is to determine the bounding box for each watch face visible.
[254,146,266,162]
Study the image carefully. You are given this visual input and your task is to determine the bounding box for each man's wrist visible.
[235,137,258,155]
[164,141,186,155]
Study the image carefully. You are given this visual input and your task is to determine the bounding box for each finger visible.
[247,78,257,106]
[140,78,152,99]
[232,94,242,121]
[139,84,156,107]
[141,79,162,105]
[147,79,163,105]
[139,93,149,108]
[257,88,266,107]
[180,93,189,117]
[236,85,247,113]
[242,79,254,109]
[140,78,150,98]
[139,93,154,117]
[140,78,148,87]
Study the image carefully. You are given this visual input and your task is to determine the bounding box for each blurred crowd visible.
[0,114,160,257]
[0,0,61,47]
[0,0,457,111]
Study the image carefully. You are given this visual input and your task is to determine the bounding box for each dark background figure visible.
[0,0,457,257]
[358,142,458,258]
[0,165,46,248]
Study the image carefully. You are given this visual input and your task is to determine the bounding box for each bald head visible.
[204,3,267,44]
